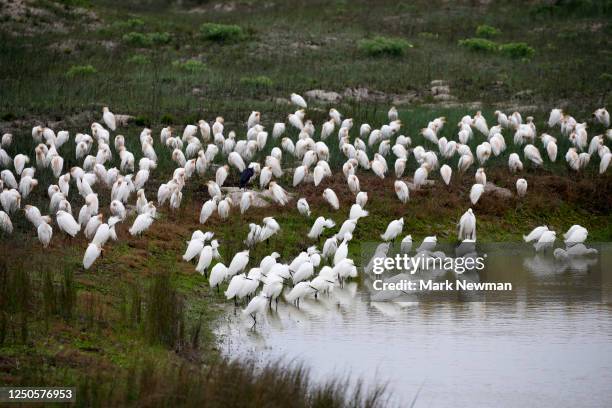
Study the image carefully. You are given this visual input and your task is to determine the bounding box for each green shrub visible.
[66,64,97,78]
[1,112,16,121]
[147,32,171,45]
[124,18,145,28]
[172,59,206,73]
[134,116,151,127]
[122,32,150,46]
[127,55,150,65]
[160,114,175,125]
[358,36,413,56]
[200,23,245,42]
[476,24,501,38]
[458,37,498,53]
[122,32,171,47]
[240,75,273,88]
[600,73,612,82]
[499,42,535,59]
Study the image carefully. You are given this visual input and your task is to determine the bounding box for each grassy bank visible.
[0,0,611,123]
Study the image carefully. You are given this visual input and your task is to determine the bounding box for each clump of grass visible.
[1,112,16,121]
[160,113,175,125]
[557,30,579,40]
[73,358,388,407]
[123,17,145,28]
[418,32,439,39]
[358,36,412,56]
[148,32,171,45]
[600,73,612,82]
[499,42,535,59]
[143,273,185,349]
[475,24,501,38]
[55,0,91,7]
[65,64,97,78]
[133,116,151,127]
[200,22,245,42]
[458,37,498,53]
[122,32,149,47]
[122,31,171,47]
[172,59,206,73]
[127,54,150,65]
[113,17,145,30]
[240,75,273,88]
[0,262,30,345]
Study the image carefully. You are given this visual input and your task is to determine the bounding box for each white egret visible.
[228,250,250,277]
[469,184,485,205]
[209,263,229,292]
[297,198,311,216]
[523,226,549,243]
[56,210,80,237]
[394,180,409,204]
[285,281,317,307]
[0,210,12,234]
[534,231,556,252]
[218,197,232,220]
[37,222,52,248]
[83,243,102,269]
[380,218,404,242]
[440,164,452,185]
[516,178,528,197]
[243,295,269,324]
[400,235,412,253]
[290,93,307,108]
[458,208,476,240]
[269,182,290,206]
[323,188,339,210]
[102,107,116,130]
[307,216,335,240]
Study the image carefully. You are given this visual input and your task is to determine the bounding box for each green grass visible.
[458,37,498,53]
[65,64,97,78]
[358,36,413,56]
[499,42,536,59]
[200,22,245,42]
[240,75,274,88]
[475,24,501,38]
[113,17,145,29]
[127,54,151,65]
[172,59,206,73]
[122,31,171,47]
[0,0,609,120]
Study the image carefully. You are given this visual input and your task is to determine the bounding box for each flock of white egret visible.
[0,93,609,322]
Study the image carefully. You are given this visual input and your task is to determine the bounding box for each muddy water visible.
[216,245,612,407]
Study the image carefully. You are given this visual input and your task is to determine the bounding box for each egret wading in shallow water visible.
[285,281,317,308]
[534,230,556,252]
[243,294,270,325]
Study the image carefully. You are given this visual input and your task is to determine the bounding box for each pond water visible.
[216,244,612,407]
